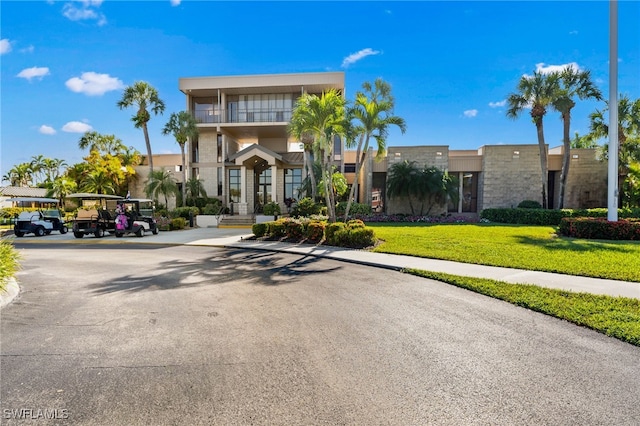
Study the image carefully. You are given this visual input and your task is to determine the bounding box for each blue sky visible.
[2,0,639,179]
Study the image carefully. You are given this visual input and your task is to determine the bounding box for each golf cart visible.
[7,197,69,237]
[67,193,123,238]
[114,200,146,238]
[120,198,159,235]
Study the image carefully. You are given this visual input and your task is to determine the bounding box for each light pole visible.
[607,0,619,221]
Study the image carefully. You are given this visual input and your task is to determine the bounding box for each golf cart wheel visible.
[14,230,24,237]
[35,226,45,237]
[73,231,84,238]
[60,226,68,234]
[115,231,123,238]
[45,230,52,235]
[136,227,144,237]
[95,228,105,238]
[152,227,159,235]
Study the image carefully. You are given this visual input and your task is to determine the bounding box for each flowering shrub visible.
[305,221,325,242]
[558,217,640,240]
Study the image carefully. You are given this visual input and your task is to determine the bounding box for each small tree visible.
[162,111,199,206]
[145,169,178,208]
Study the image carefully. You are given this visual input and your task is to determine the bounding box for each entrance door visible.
[254,167,272,213]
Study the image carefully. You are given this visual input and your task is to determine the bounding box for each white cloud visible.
[65,72,124,96]
[0,39,12,54]
[489,100,506,108]
[170,0,182,5]
[20,45,35,53]
[62,1,107,26]
[341,48,381,68]
[569,30,578,35]
[534,62,581,75]
[62,121,93,133]
[464,109,478,118]
[17,66,50,81]
[39,125,56,135]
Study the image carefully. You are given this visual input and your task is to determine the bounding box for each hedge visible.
[558,217,640,240]
[481,207,640,226]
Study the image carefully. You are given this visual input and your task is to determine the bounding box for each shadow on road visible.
[87,248,341,294]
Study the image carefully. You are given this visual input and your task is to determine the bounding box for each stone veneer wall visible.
[561,149,608,208]
[479,145,543,209]
[385,146,450,215]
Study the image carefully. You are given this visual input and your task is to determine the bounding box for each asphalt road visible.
[1,243,639,425]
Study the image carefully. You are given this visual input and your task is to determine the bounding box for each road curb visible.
[0,277,20,310]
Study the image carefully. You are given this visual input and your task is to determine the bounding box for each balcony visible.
[194,108,292,125]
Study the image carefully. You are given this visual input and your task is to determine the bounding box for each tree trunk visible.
[557,111,572,209]
[344,134,366,221]
[535,120,549,209]
[180,144,187,207]
[142,123,154,174]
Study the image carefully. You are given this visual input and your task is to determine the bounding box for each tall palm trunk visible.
[533,105,549,209]
[142,123,154,174]
[558,110,572,209]
[180,144,187,206]
[344,134,366,220]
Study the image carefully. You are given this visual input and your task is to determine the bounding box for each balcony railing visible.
[194,108,293,124]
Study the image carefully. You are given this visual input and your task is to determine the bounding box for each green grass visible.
[407,269,640,346]
[370,223,640,282]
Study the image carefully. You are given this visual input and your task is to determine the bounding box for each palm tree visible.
[162,111,199,206]
[386,160,421,215]
[589,95,640,206]
[552,67,602,208]
[289,108,318,200]
[3,163,33,187]
[30,155,46,185]
[184,176,208,207]
[46,176,77,205]
[289,90,348,222]
[570,132,598,149]
[506,71,560,208]
[78,131,126,155]
[82,169,115,194]
[117,81,165,175]
[41,157,67,184]
[417,166,458,216]
[145,169,178,208]
[344,78,406,219]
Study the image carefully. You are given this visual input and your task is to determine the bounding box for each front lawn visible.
[369,223,640,282]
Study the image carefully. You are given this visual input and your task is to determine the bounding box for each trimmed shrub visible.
[291,197,322,217]
[305,220,326,243]
[518,200,542,209]
[263,201,281,216]
[558,217,640,240]
[170,217,186,230]
[171,206,200,220]
[284,219,305,240]
[336,202,372,217]
[481,208,567,225]
[252,222,268,238]
[268,220,286,238]
[325,222,346,246]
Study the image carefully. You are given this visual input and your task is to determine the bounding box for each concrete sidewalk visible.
[3,227,639,300]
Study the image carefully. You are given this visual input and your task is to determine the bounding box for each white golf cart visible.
[8,197,69,237]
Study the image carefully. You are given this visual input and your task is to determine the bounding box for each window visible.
[284,168,303,201]
[191,137,199,163]
[344,163,356,173]
[229,169,241,203]
[217,168,222,196]
[217,134,223,163]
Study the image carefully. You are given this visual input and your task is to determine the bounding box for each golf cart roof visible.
[7,197,60,204]
[125,198,153,203]
[66,193,124,200]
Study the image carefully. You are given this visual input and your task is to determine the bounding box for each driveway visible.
[1,243,639,425]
